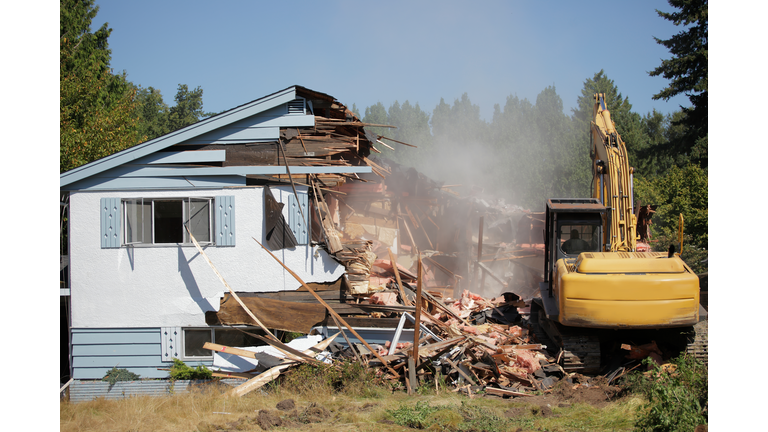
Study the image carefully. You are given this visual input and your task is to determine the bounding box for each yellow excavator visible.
[533,93,707,373]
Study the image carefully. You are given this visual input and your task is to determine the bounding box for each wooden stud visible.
[252,237,399,376]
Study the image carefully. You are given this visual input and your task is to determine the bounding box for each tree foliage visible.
[634,164,708,248]
[60,0,141,173]
[650,0,708,167]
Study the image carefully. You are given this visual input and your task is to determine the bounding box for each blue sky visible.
[94,0,692,121]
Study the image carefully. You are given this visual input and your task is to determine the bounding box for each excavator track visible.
[530,302,601,374]
[684,319,708,365]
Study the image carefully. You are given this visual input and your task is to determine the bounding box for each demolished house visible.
[62,85,595,401]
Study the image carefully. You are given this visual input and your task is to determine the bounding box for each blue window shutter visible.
[161,327,181,362]
[100,198,121,248]
[215,196,235,246]
[288,193,308,244]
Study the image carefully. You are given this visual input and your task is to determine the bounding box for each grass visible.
[60,379,641,432]
[61,355,706,432]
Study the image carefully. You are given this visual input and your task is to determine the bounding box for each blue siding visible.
[61,87,298,189]
[65,175,247,191]
[100,198,120,248]
[70,328,201,380]
[215,196,236,246]
[69,379,242,403]
[135,150,227,165]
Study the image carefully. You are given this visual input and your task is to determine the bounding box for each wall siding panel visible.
[69,328,202,380]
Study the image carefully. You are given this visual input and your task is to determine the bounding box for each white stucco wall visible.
[69,186,344,328]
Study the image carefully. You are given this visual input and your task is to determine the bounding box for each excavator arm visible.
[590,93,637,252]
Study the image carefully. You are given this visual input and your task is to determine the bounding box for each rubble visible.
[199,155,672,398]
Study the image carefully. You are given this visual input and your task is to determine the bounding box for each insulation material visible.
[212,334,325,373]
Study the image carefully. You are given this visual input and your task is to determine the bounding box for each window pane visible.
[154,200,184,243]
[184,329,212,357]
[560,224,600,255]
[187,199,211,243]
[125,199,146,244]
[214,328,266,348]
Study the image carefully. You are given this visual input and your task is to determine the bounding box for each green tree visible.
[60,0,141,173]
[167,84,207,132]
[135,86,169,142]
[634,164,708,249]
[636,109,676,177]
[650,0,708,167]
[385,100,433,165]
[489,95,538,206]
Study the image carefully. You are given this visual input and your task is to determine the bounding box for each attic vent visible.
[287,98,305,114]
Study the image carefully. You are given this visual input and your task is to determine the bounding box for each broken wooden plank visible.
[378,134,417,148]
[277,137,306,224]
[231,333,340,397]
[388,249,411,306]
[412,255,424,367]
[212,371,254,380]
[310,178,343,253]
[484,387,533,398]
[185,227,306,362]
[253,237,399,377]
[445,357,477,386]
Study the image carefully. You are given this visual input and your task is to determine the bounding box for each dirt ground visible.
[191,378,622,432]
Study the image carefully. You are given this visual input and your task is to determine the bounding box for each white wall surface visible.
[69,186,344,328]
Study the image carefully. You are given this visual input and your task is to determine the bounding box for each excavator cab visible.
[542,198,607,290]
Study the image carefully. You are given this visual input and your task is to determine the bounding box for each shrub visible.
[279,359,386,397]
[169,358,212,381]
[624,354,707,431]
[102,367,140,385]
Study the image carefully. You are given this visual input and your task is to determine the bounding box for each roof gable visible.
[61,86,300,189]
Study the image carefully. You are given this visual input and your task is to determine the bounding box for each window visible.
[559,223,601,255]
[123,198,212,245]
[182,327,267,359]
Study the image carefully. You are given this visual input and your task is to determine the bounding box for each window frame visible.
[180,326,267,361]
[121,197,214,247]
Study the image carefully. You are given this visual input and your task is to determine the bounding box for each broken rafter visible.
[278,137,306,224]
[378,135,417,148]
[231,333,340,397]
[184,227,305,363]
[296,128,308,154]
[388,248,412,307]
[375,139,395,151]
[252,237,399,377]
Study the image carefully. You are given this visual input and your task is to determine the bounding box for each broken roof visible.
[60,85,377,191]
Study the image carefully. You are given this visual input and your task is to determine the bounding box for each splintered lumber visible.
[388,248,412,306]
[379,135,417,148]
[253,237,399,376]
[231,333,340,397]
[445,357,477,386]
[311,178,343,253]
[473,215,484,291]
[403,282,470,326]
[204,342,261,359]
[204,337,323,367]
[296,128,308,154]
[212,371,254,380]
[484,387,532,398]
[185,227,306,362]
[412,255,423,367]
[278,137,306,224]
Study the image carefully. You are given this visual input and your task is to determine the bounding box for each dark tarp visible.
[264,185,298,250]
